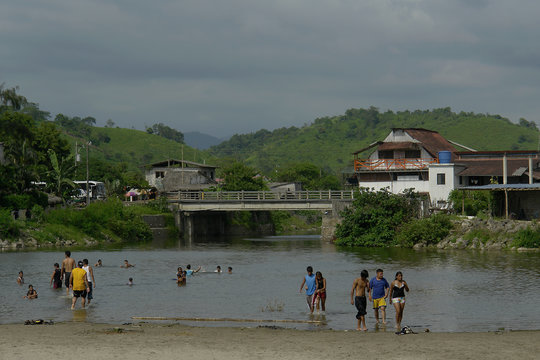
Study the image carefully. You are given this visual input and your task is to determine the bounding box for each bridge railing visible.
[167,190,355,201]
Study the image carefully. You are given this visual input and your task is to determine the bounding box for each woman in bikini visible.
[388,271,409,330]
[312,271,327,313]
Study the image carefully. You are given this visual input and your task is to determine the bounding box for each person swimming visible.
[185,264,201,276]
[17,271,24,285]
[121,260,134,268]
[95,259,102,267]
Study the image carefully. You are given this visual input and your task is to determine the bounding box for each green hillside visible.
[209,107,540,174]
[63,127,217,171]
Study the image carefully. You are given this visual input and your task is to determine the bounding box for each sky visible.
[1,0,540,137]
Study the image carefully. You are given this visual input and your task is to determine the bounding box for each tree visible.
[0,83,28,111]
[45,149,77,201]
[276,162,341,190]
[105,119,115,128]
[221,162,266,191]
[149,123,184,143]
[335,189,415,247]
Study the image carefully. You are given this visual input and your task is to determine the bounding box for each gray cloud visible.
[1,0,540,136]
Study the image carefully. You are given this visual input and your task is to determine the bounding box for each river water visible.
[1,235,540,332]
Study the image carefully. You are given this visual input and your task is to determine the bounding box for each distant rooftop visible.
[142,159,217,169]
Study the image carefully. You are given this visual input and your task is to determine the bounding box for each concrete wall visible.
[428,164,458,204]
[358,180,429,194]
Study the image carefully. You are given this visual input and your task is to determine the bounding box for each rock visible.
[413,242,425,250]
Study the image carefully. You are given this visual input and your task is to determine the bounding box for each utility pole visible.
[86,142,91,205]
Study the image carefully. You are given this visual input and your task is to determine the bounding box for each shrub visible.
[449,190,492,216]
[512,227,540,248]
[0,208,20,238]
[335,189,415,247]
[397,214,454,247]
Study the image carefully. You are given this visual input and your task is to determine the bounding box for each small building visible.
[143,159,218,192]
[268,182,303,194]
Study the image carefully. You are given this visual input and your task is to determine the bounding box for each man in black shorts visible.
[61,251,75,296]
[350,269,370,331]
[70,261,90,309]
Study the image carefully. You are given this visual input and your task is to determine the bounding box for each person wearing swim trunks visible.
[61,250,75,295]
[299,266,316,314]
[70,261,89,309]
[50,263,62,289]
[351,269,370,331]
[388,271,410,330]
[82,259,95,305]
[369,268,389,325]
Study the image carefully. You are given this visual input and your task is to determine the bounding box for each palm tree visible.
[46,149,77,202]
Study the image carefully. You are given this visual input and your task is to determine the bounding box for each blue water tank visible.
[438,151,452,164]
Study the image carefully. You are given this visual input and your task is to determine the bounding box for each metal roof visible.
[459,183,540,191]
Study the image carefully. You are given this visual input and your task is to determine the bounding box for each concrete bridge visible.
[166,190,354,239]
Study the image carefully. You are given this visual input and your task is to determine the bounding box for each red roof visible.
[457,159,539,177]
[403,129,457,158]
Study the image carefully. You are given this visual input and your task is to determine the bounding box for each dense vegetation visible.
[335,189,454,247]
[209,107,540,173]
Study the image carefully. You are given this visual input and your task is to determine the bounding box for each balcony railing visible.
[354,158,438,171]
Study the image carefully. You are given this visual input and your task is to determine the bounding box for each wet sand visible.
[1,322,538,360]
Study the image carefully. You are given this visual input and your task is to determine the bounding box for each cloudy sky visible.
[1,0,540,137]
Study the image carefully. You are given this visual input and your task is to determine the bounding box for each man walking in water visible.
[299,266,316,314]
[70,261,90,309]
[351,269,370,331]
[369,268,390,324]
[61,251,75,296]
[82,259,95,305]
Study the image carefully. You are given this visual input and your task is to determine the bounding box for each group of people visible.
[176,265,233,285]
[301,266,410,331]
[299,266,327,314]
[18,251,111,309]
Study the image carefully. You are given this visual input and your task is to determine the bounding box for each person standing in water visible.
[351,270,370,331]
[312,271,327,313]
[299,266,316,314]
[388,271,410,330]
[82,259,95,305]
[176,267,186,286]
[70,261,89,309]
[17,271,24,285]
[369,268,389,325]
[50,263,62,289]
[61,251,75,295]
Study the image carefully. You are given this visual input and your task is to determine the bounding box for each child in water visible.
[23,285,38,299]
[50,263,62,289]
[127,278,133,285]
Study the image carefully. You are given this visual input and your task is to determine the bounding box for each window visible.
[437,173,446,185]
[155,171,165,178]
[405,150,421,159]
[379,151,393,159]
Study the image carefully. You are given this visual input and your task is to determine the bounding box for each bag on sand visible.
[395,326,416,335]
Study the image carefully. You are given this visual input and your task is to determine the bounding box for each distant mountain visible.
[209,107,540,174]
[184,131,228,149]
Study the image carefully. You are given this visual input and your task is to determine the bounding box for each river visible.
[1,235,539,332]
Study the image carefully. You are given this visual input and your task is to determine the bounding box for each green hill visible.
[208,107,540,174]
[62,127,217,171]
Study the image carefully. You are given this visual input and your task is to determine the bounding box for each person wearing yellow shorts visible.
[369,269,389,324]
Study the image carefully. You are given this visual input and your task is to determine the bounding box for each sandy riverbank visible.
[1,322,538,360]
